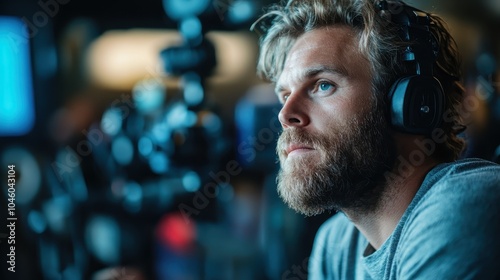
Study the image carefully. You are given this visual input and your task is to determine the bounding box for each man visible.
[252,0,500,279]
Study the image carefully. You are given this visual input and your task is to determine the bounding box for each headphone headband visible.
[378,0,438,77]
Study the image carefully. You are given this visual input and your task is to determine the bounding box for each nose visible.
[278,92,310,128]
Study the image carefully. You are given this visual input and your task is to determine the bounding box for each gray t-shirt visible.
[309,158,500,279]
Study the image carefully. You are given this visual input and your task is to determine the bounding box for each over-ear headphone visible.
[379,0,444,135]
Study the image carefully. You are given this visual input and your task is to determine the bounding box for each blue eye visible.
[319,82,333,91]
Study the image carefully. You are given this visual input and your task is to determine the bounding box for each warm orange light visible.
[86,29,181,91]
[86,29,259,95]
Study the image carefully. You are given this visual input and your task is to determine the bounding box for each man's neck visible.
[343,152,440,250]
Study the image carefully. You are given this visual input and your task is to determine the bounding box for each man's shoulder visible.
[422,158,500,203]
[408,158,500,229]
[430,157,500,184]
[396,158,500,278]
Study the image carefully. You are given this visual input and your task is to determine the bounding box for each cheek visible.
[340,93,374,123]
[313,100,353,128]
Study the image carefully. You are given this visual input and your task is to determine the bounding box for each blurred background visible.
[0,0,499,279]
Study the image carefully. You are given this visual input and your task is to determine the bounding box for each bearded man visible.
[252,0,500,279]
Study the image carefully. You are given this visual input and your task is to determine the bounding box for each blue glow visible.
[133,79,166,114]
[138,136,154,157]
[101,108,123,136]
[228,0,256,24]
[123,181,143,213]
[167,103,197,128]
[184,81,204,107]
[42,195,71,235]
[180,17,202,41]
[163,0,211,20]
[150,152,170,174]
[0,17,35,136]
[85,215,120,265]
[28,210,47,234]
[112,136,134,165]
[182,171,201,192]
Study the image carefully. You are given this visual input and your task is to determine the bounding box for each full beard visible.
[276,102,396,216]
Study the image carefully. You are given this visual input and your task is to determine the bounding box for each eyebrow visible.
[275,65,349,95]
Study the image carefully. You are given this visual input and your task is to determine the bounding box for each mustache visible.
[277,129,325,155]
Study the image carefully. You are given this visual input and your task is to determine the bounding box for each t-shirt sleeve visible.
[396,170,500,279]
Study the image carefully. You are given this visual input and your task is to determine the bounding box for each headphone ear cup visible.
[388,75,444,134]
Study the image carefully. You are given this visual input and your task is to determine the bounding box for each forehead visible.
[277,26,370,87]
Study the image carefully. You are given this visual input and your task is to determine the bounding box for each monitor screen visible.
[0,16,35,136]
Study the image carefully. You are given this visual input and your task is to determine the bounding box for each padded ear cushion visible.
[388,75,444,134]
